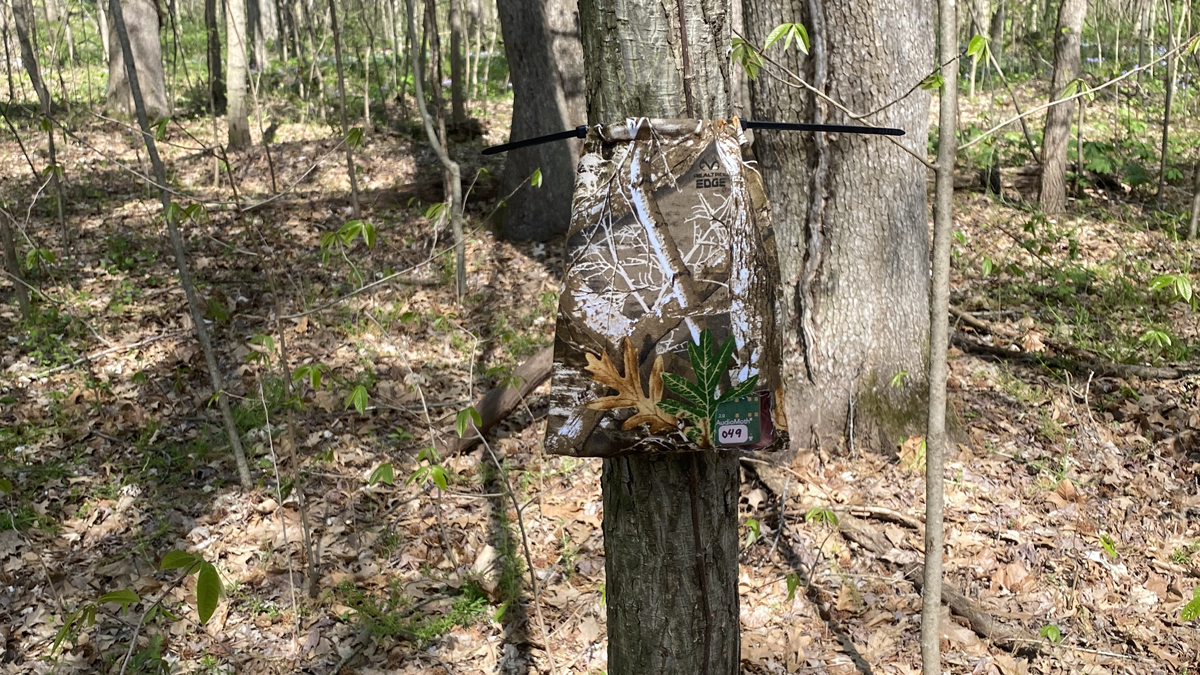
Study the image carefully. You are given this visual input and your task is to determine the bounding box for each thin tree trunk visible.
[922,0,957,670]
[448,0,465,125]
[205,0,226,113]
[403,0,463,298]
[423,0,445,144]
[1039,0,1086,214]
[329,0,361,218]
[1155,0,1179,205]
[1189,162,1200,239]
[11,0,67,255]
[1,214,28,319]
[108,0,253,488]
[97,0,110,61]
[480,21,495,101]
[3,5,15,101]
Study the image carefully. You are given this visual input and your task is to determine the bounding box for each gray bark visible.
[1039,0,1085,214]
[922,0,957,670]
[227,0,252,147]
[578,0,738,672]
[494,0,584,240]
[106,0,168,119]
[743,0,932,452]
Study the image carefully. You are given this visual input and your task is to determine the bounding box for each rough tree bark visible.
[577,0,738,673]
[743,0,933,453]
[448,0,466,125]
[107,0,254,488]
[227,0,252,148]
[1,216,28,319]
[105,0,168,118]
[1039,0,1085,214]
[494,0,584,240]
[922,0,957,670]
[206,0,226,114]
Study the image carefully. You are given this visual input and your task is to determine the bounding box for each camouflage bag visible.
[544,118,789,457]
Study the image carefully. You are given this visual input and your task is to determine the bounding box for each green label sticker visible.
[714,394,761,446]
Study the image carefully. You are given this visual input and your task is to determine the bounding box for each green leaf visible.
[981,257,994,276]
[98,588,140,609]
[0,477,12,494]
[744,517,760,546]
[369,462,394,486]
[785,573,800,601]
[455,407,482,438]
[530,168,542,188]
[764,23,809,53]
[153,117,170,141]
[889,371,908,388]
[1099,533,1118,559]
[967,35,988,58]
[430,465,449,491]
[361,220,376,248]
[347,127,364,148]
[804,507,838,527]
[160,550,200,571]
[919,72,944,91]
[731,38,764,80]
[196,561,221,624]
[717,375,759,405]
[1039,623,1062,643]
[346,385,369,415]
[1182,596,1200,621]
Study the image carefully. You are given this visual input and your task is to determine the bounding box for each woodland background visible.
[0,0,1199,672]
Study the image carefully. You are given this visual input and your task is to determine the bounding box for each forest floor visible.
[1,83,1200,675]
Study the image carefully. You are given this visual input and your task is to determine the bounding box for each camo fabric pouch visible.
[544,118,789,457]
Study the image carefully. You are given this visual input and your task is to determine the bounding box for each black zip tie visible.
[481,119,904,155]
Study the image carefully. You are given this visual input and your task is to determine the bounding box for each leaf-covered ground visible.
[1,87,1199,675]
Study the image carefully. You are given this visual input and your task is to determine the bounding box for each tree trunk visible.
[922,0,957,671]
[1039,0,1085,214]
[494,0,584,240]
[227,0,252,148]
[12,0,68,251]
[1189,162,1200,239]
[107,0,254,488]
[96,0,111,61]
[989,0,1005,61]
[329,0,361,218]
[578,0,737,672]
[105,0,168,118]
[1155,0,1180,205]
[1,214,28,319]
[448,0,465,125]
[206,0,226,113]
[2,6,15,102]
[743,0,932,452]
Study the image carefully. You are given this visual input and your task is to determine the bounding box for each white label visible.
[716,424,748,445]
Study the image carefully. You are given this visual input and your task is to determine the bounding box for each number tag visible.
[713,394,762,446]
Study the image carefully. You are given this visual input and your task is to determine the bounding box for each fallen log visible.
[443,345,553,454]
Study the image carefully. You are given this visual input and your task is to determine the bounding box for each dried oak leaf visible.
[585,338,677,433]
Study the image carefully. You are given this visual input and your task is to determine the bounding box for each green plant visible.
[320,219,378,287]
[1098,533,1118,560]
[658,329,758,447]
[1039,623,1063,643]
[744,517,761,546]
[804,507,839,527]
[1181,586,1200,621]
[159,550,223,624]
